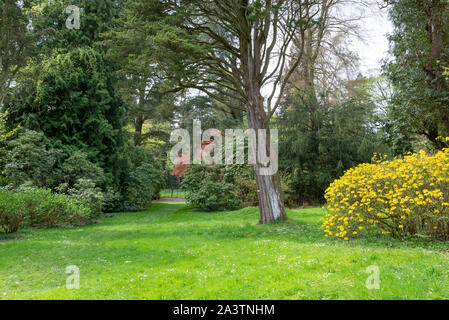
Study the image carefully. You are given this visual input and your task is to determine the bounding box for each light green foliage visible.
[0,111,19,149]
[0,189,26,233]
[67,179,104,215]
[0,187,93,233]
[1,203,449,299]
[159,190,186,198]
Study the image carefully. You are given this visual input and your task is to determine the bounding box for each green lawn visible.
[159,190,186,198]
[1,203,449,299]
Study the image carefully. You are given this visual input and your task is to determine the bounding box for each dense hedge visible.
[181,165,242,211]
[0,187,93,234]
[322,143,449,240]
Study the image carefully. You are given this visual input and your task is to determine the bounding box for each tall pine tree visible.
[5,0,127,187]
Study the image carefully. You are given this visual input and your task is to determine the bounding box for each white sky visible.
[352,5,393,75]
[261,4,393,100]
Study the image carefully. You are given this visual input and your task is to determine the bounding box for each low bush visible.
[58,179,104,215]
[224,165,259,207]
[2,130,167,213]
[61,151,105,187]
[101,187,124,213]
[0,187,93,234]
[322,144,449,240]
[234,174,259,207]
[182,165,241,211]
[3,130,62,188]
[0,190,25,233]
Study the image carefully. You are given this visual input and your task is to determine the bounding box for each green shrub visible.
[57,179,104,215]
[0,187,93,233]
[181,165,294,211]
[182,165,241,211]
[0,189,26,233]
[234,175,259,207]
[3,130,62,188]
[62,151,105,187]
[20,186,93,228]
[116,145,166,212]
[2,130,167,213]
[224,165,259,207]
[101,187,124,213]
[226,166,293,208]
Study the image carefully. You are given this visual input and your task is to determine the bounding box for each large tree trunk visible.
[246,85,287,224]
[133,115,144,146]
[423,0,449,140]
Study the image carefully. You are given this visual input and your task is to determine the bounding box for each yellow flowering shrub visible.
[322,139,449,241]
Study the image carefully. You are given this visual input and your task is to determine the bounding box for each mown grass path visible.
[1,203,449,299]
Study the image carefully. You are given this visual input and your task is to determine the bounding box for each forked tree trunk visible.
[246,86,287,224]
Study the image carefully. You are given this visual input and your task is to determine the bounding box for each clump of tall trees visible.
[1,0,166,212]
[112,0,376,223]
[2,0,446,220]
[384,0,449,151]
[277,0,391,204]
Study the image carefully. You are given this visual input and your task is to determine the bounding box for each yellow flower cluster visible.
[322,140,449,241]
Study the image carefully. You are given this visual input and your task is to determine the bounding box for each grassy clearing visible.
[1,203,449,300]
[159,190,186,198]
